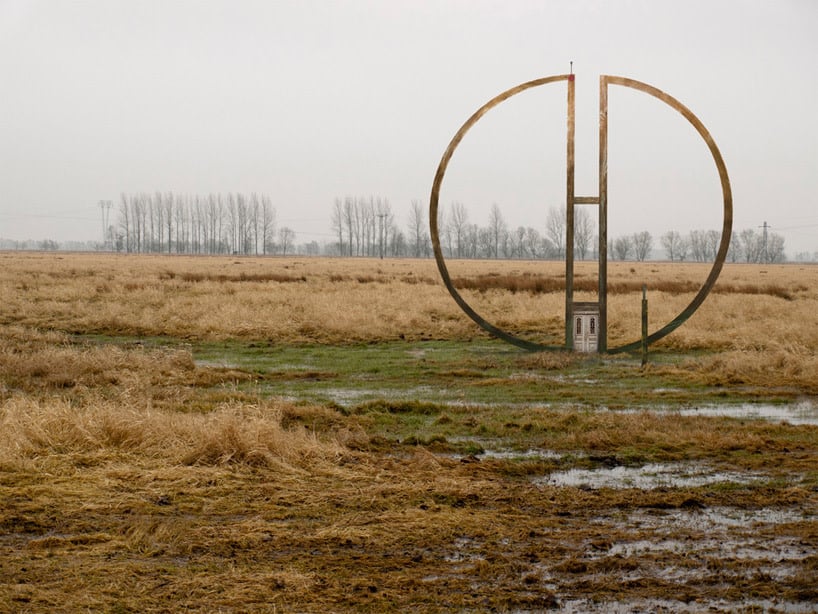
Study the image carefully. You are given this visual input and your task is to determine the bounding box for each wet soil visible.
[2,442,816,613]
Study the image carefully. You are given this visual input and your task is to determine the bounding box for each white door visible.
[574,314,598,353]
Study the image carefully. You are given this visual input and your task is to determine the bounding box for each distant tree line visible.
[113,192,296,255]
[327,197,598,261]
[12,193,798,262]
[329,196,402,258]
[327,197,791,263]
[106,191,793,263]
[650,228,787,263]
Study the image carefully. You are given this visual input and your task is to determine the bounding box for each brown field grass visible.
[2,252,816,348]
[1,252,817,611]
[3,251,817,391]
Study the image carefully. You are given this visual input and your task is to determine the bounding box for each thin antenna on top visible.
[570,61,573,75]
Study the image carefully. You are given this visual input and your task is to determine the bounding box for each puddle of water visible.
[194,358,238,368]
[632,506,812,530]
[608,536,806,570]
[446,504,815,613]
[479,448,564,461]
[676,400,818,425]
[592,506,815,570]
[546,506,816,612]
[442,536,483,564]
[552,598,818,614]
[538,462,763,490]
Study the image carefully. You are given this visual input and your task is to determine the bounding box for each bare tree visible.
[136,194,148,252]
[341,197,355,256]
[574,208,594,260]
[278,227,295,256]
[660,230,685,261]
[407,199,429,258]
[438,202,453,257]
[488,203,507,259]
[513,226,527,258]
[545,206,565,258]
[739,228,761,262]
[705,229,720,261]
[448,201,469,258]
[688,229,723,262]
[613,235,633,260]
[727,231,740,263]
[250,193,260,255]
[332,198,345,256]
[118,194,131,252]
[477,226,493,258]
[632,231,653,261]
[767,233,786,263]
[178,195,191,253]
[262,195,275,255]
[389,226,406,257]
[525,227,548,258]
[163,192,173,253]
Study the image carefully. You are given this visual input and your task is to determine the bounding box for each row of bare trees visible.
[435,201,599,260]
[108,193,786,263]
[330,196,401,257]
[114,193,296,255]
[407,199,788,263]
[436,202,579,260]
[328,198,597,261]
[327,196,786,262]
[607,227,786,263]
[654,228,786,263]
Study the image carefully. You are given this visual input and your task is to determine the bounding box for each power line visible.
[0,211,98,221]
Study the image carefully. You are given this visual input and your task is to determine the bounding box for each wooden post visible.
[565,74,575,349]
[598,76,608,353]
[641,284,648,367]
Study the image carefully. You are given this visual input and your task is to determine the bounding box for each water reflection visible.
[675,400,818,425]
[539,462,764,490]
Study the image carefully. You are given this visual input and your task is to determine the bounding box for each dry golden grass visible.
[3,252,816,347]
[3,251,817,393]
[0,397,343,472]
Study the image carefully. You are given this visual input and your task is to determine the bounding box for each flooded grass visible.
[677,400,818,426]
[191,339,810,410]
[540,462,767,489]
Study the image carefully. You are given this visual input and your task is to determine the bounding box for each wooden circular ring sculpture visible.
[429,74,732,353]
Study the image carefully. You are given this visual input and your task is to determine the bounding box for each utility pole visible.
[99,200,112,250]
[759,221,769,264]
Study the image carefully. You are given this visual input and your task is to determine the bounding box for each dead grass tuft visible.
[0,398,344,471]
[178,403,337,468]
[653,346,818,394]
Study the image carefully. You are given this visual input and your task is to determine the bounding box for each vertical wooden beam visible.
[641,285,648,367]
[565,74,576,349]
[598,76,609,353]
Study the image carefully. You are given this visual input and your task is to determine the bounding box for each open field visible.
[1,252,817,612]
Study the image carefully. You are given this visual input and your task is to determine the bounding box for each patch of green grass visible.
[187,339,794,409]
[62,334,816,473]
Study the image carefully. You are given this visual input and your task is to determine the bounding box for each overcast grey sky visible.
[1,0,816,255]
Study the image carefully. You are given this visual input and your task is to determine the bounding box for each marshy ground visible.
[1,253,817,612]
